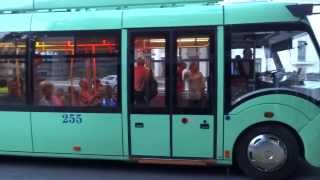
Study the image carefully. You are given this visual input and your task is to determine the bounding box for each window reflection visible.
[0,59,26,105]
[176,36,210,109]
[230,30,320,104]
[0,32,27,56]
[133,37,166,108]
[34,35,119,108]
[0,33,27,106]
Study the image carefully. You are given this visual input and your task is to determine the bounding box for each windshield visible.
[230,28,320,104]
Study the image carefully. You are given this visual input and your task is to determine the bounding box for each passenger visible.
[177,62,187,106]
[52,88,65,106]
[105,85,117,107]
[39,83,54,106]
[0,78,25,105]
[177,62,186,93]
[241,48,254,79]
[134,58,149,105]
[144,59,157,104]
[185,62,205,106]
[93,86,117,107]
[79,79,94,106]
[112,85,118,104]
[8,78,23,97]
[93,79,103,96]
[67,86,80,106]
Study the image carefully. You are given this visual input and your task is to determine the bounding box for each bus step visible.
[133,158,215,166]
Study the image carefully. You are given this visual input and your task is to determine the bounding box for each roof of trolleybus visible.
[0,0,314,32]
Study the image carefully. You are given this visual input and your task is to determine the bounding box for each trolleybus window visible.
[33,33,120,108]
[0,32,26,106]
[229,29,320,104]
[132,37,167,109]
[176,36,210,109]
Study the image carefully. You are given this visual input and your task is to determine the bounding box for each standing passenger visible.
[134,58,148,105]
[176,62,186,106]
[185,62,205,106]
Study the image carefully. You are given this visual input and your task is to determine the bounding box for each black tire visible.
[235,124,300,180]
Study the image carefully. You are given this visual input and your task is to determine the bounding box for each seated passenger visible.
[93,86,117,107]
[105,85,117,107]
[39,82,54,106]
[67,86,80,106]
[79,79,94,106]
[52,88,65,106]
[0,78,25,105]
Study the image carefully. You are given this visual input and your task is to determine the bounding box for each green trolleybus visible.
[0,0,319,179]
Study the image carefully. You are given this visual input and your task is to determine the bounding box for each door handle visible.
[135,122,144,128]
[200,122,210,129]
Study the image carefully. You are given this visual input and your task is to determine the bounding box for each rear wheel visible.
[235,124,300,180]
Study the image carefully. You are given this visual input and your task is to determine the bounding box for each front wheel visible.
[235,124,300,180]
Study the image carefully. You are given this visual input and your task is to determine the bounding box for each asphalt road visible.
[0,157,319,180]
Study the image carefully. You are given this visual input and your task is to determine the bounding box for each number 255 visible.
[62,114,82,124]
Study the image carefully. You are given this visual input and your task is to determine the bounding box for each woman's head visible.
[190,62,199,73]
[79,79,89,90]
[41,83,54,98]
[136,58,145,66]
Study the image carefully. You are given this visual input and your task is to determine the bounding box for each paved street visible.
[0,156,319,180]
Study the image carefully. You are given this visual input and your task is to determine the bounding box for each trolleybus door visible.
[171,31,215,158]
[128,29,215,158]
[129,32,170,157]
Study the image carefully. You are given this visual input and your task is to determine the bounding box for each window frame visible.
[128,27,216,115]
[128,30,170,114]
[31,30,122,113]
[0,32,29,110]
[225,22,320,113]
[172,29,216,115]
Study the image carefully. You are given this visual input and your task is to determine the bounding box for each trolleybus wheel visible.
[235,124,300,180]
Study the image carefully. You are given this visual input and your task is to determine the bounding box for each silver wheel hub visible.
[247,134,287,172]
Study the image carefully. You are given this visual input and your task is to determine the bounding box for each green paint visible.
[0,0,319,169]
[0,151,127,160]
[34,0,219,9]
[216,26,225,160]
[0,0,33,11]
[230,95,320,120]
[121,29,129,156]
[32,112,123,155]
[300,114,320,167]
[172,115,214,158]
[31,10,122,31]
[130,114,170,157]
[224,95,320,163]
[224,2,298,25]
[122,5,223,28]
[0,112,32,152]
[0,14,32,32]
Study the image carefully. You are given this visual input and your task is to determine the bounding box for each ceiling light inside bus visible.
[149,39,166,43]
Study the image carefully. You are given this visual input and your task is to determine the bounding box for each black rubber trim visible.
[229,88,320,112]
